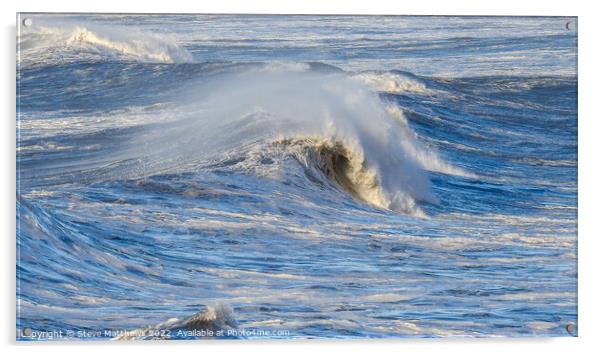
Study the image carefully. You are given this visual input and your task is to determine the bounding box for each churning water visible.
[17,14,577,339]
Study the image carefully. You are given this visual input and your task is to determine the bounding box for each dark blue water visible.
[17,14,577,339]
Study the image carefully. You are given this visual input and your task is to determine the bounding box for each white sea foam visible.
[351,71,428,94]
[18,17,192,64]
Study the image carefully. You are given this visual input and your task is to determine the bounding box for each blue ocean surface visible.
[16,14,577,339]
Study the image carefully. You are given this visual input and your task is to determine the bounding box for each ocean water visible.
[16,14,577,339]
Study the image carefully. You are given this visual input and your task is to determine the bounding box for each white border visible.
[4,0,581,16]
[2,1,600,354]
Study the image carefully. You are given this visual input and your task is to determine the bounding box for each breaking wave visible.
[112,65,470,217]
[18,18,192,65]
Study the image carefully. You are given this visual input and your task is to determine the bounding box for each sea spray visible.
[121,66,463,215]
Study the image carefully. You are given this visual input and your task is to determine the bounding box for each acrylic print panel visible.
[16,13,578,340]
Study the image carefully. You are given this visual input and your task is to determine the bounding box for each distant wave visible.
[18,19,192,65]
[351,71,428,94]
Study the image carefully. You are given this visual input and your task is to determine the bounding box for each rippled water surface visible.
[17,14,577,339]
